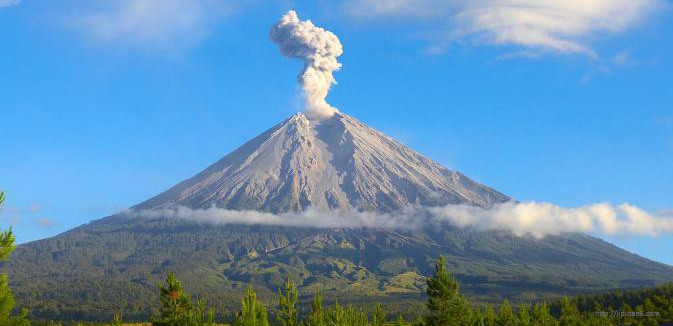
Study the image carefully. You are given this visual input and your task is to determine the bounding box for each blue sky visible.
[1,0,672,263]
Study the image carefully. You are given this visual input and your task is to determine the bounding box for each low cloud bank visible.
[128,202,673,239]
[128,206,418,230]
[430,202,673,238]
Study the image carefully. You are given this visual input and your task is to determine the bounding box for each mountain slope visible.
[135,112,509,212]
[6,112,673,321]
[9,218,673,321]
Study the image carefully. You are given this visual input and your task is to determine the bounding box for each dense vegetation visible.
[553,283,673,325]
[140,256,673,326]
[8,215,673,321]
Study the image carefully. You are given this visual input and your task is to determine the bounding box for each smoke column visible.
[270,10,343,120]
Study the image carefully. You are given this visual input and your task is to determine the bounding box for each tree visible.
[530,303,556,326]
[395,315,407,326]
[152,272,212,326]
[193,299,215,326]
[422,256,473,326]
[482,305,497,326]
[517,303,530,326]
[304,292,325,326]
[471,308,485,326]
[233,286,270,326]
[372,302,385,326]
[641,299,659,326]
[324,301,369,326]
[277,278,298,326]
[344,304,370,326]
[0,191,29,326]
[558,297,580,326]
[586,302,610,326]
[326,299,346,326]
[0,192,14,261]
[112,311,123,326]
[495,300,516,326]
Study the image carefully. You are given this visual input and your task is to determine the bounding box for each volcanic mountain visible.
[134,112,509,212]
[7,112,673,321]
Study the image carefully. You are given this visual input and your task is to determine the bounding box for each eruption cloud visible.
[129,202,673,239]
[271,10,343,120]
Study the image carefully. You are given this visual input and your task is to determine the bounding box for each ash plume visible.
[270,10,343,120]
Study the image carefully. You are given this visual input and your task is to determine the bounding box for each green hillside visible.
[6,215,673,321]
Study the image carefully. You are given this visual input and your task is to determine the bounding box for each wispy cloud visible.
[129,201,673,239]
[613,50,634,67]
[0,0,19,8]
[345,0,661,57]
[0,204,40,214]
[73,0,239,47]
[0,204,40,225]
[33,217,59,229]
[657,115,673,127]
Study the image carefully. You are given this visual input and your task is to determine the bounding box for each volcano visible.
[135,112,509,212]
[7,112,673,321]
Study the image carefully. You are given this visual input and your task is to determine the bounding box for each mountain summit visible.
[136,112,509,213]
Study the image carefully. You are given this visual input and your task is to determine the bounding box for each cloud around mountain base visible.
[128,201,673,239]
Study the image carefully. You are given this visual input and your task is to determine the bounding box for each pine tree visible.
[305,293,325,326]
[193,299,215,326]
[495,300,516,326]
[0,194,14,261]
[326,300,346,326]
[482,305,497,326]
[395,315,406,326]
[0,192,29,326]
[233,286,270,326]
[422,256,473,326]
[558,297,580,326]
[582,302,611,326]
[642,298,659,326]
[517,303,530,326]
[530,303,556,326]
[372,302,385,326]
[343,304,370,326]
[619,302,635,325]
[152,272,195,326]
[277,278,299,326]
[471,308,485,326]
[0,274,28,326]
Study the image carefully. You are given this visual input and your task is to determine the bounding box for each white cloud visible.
[129,201,673,239]
[0,0,19,8]
[345,0,660,56]
[129,206,419,230]
[430,202,673,238]
[74,0,238,46]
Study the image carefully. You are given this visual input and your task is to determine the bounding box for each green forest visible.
[40,258,673,326]
[1,191,673,326]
